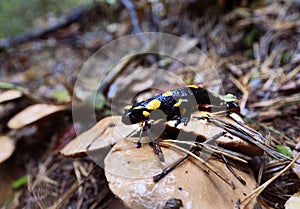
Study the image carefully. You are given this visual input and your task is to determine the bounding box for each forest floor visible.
[0,1,299,208]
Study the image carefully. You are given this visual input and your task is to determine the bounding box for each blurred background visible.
[0,0,299,208]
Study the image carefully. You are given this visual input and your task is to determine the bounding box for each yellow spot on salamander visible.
[174,99,182,107]
[186,85,199,89]
[146,99,161,110]
[162,91,173,96]
[143,111,150,117]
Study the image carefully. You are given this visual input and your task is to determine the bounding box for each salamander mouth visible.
[121,113,133,125]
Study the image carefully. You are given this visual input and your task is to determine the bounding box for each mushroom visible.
[0,90,23,104]
[62,113,261,208]
[7,104,67,129]
[105,139,257,209]
[60,116,140,157]
[0,136,15,163]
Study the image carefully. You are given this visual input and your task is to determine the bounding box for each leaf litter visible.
[0,0,300,208]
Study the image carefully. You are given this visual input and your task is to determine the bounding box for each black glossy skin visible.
[121,86,239,126]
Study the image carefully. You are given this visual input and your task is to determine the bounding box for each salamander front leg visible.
[144,121,165,162]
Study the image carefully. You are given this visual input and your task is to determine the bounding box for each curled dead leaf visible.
[0,90,23,104]
[0,136,15,163]
[7,104,67,129]
[60,116,140,157]
[105,139,257,209]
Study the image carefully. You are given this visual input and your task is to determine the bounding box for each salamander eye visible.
[121,107,147,125]
[124,105,132,111]
[226,101,240,113]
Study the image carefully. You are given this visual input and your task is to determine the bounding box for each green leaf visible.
[276,145,293,158]
[217,93,237,102]
[87,91,106,110]
[12,175,29,189]
[53,89,71,102]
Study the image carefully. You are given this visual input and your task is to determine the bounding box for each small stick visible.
[153,147,193,182]
[162,140,249,163]
[204,116,293,161]
[220,155,246,185]
[160,142,235,189]
[238,152,300,208]
[159,139,247,185]
[154,133,228,182]
[120,0,148,44]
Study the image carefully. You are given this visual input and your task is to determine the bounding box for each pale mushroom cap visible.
[285,192,300,209]
[105,139,257,209]
[7,104,66,129]
[0,90,23,104]
[60,116,140,157]
[0,136,15,163]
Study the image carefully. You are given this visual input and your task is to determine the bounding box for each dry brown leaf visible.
[258,110,282,121]
[250,93,300,108]
[0,136,15,163]
[60,116,140,157]
[105,139,257,209]
[7,104,67,129]
[0,90,23,104]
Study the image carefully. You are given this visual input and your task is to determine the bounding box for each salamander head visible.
[121,104,150,125]
[226,101,240,113]
[216,93,240,113]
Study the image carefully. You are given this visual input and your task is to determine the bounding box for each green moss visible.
[243,26,262,48]
[280,52,292,66]
[0,0,95,39]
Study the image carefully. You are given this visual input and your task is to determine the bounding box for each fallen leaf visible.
[12,175,29,189]
[0,136,15,163]
[0,90,23,104]
[7,104,67,129]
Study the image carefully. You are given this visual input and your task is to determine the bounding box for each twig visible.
[49,164,97,209]
[160,141,236,189]
[280,66,300,85]
[228,74,249,112]
[204,116,293,162]
[238,152,300,208]
[154,139,248,184]
[0,5,92,49]
[120,0,148,44]
[162,139,248,163]
[220,155,246,185]
[250,93,300,108]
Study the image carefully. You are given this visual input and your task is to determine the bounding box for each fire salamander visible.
[122,85,240,127]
